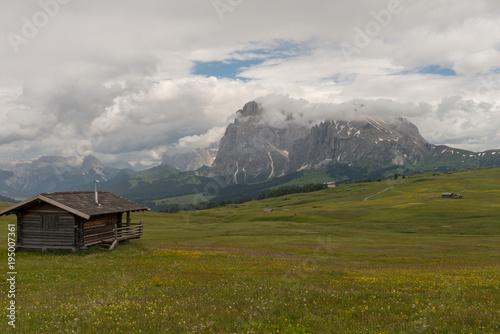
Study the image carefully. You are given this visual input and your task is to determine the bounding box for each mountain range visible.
[209,101,499,182]
[162,146,218,172]
[1,100,499,207]
[0,155,119,199]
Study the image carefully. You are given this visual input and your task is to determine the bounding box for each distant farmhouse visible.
[324,182,336,188]
[0,191,149,251]
[441,192,463,199]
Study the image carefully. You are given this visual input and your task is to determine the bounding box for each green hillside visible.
[135,165,500,329]
[0,195,17,204]
[145,166,500,246]
[1,167,500,332]
[98,165,216,207]
[100,147,499,211]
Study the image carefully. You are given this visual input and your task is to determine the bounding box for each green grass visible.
[152,193,215,206]
[270,169,331,188]
[1,167,500,333]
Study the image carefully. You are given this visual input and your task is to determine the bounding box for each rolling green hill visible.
[93,165,216,209]
[1,167,499,333]
[96,152,499,211]
[155,166,500,244]
[0,194,17,204]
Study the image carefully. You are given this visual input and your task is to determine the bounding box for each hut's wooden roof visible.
[0,192,150,220]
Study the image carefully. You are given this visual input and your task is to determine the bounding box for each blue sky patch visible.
[418,65,456,76]
[193,40,311,80]
[193,59,264,79]
[393,64,457,77]
[233,40,310,60]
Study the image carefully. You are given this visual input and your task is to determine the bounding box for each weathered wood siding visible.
[75,217,85,249]
[18,203,75,248]
[82,213,122,246]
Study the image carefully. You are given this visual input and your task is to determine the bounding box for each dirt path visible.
[461,179,470,193]
[363,187,394,202]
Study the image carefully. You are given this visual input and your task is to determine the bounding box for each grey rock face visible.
[2,155,115,196]
[209,100,486,182]
[162,148,216,171]
[211,101,436,181]
[210,101,309,181]
[287,118,432,171]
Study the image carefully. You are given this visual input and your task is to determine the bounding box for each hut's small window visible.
[41,214,59,230]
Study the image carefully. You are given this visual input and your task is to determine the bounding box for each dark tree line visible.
[160,183,326,213]
[257,183,326,200]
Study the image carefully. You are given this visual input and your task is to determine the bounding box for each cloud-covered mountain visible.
[287,118,431,171]
[1,99,499,203]
[209,101,310,181]
[0,155,119,198]
[162,146,218,171]
[209,101,500,182]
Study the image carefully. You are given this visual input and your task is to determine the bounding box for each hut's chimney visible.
[94,180,100,205]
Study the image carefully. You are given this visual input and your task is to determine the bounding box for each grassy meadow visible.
[1,167,500,333]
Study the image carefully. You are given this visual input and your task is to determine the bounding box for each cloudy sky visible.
[1,0,499,165]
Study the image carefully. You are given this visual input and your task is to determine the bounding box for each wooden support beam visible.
[108,240,118,250]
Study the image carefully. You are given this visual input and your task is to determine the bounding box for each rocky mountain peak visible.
[210,101,310,182]
[286,118,431,171]
[1,154,113,197]
[82,155,105,173]
[162,148,217,171]
[209,100,448,182]
[236,101,262,119]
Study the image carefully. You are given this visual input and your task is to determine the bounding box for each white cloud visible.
[175,126,226,151]
[255,94,433,126]
[0,0,499,164]
[414,97,500,151]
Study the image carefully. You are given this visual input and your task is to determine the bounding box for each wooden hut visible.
[0,191,149,251]
[441,192,454,198]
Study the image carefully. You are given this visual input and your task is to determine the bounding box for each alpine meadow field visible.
[1,167,500,333]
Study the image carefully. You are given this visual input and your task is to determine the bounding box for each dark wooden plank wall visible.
[82,213,122,246]
[19,203,75,248]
